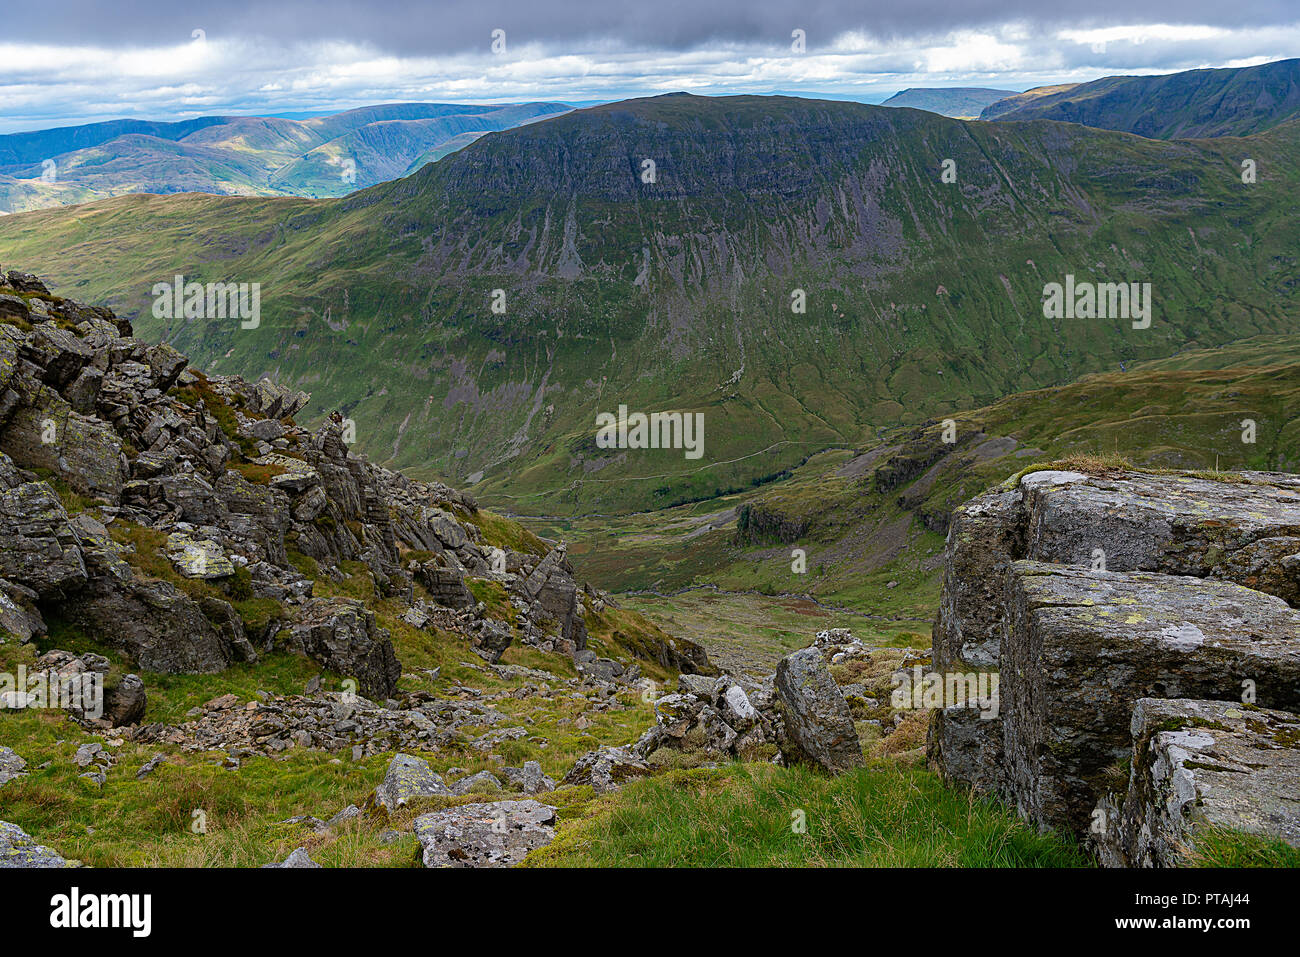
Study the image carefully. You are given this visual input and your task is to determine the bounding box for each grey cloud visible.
[11,0,1300,53]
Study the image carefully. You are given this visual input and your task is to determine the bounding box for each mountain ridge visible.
[980,58,1300,138]
[1,87,1297,515]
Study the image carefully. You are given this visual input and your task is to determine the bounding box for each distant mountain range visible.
[2,61,1298,514]
[0,102,571,213]
[881,88,1018,118]
[981,58,1300,137]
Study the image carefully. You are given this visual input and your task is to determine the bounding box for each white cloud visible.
[0,20,1296,133]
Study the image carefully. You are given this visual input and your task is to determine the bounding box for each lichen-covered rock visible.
[561,746,652,792]
[414,799,557,868]
[1021,470,1300,596]
[774,646,863,773]
[0,397,126,504]
[0,478,87,598]
[0,821,68,868]
[931,468,1300,796]
[286,598,401,699]
[1002,561,1300,838]
[165,532,235,579]
[371,753,451,812]
[1094,698,1300,867]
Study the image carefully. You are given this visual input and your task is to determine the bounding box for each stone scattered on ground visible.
[371,753,451,812]
[413,800,557,867]
[262,847,322,868]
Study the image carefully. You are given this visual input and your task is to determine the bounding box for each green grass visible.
[1187,827,1300,867]
[527,761,1092,867]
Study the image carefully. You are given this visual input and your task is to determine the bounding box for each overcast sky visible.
[1,0,1296,132]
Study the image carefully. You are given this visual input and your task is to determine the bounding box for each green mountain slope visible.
[1,92,1297,516]
[980,58,1300,138]
[0,103,571,211]
[529,333,1300,627]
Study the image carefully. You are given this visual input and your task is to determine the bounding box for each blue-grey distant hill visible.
[0,102,571,212]
[881,88,1018,118]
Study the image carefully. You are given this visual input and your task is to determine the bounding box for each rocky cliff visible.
[0,267,711,714]
[929,466,1300,865]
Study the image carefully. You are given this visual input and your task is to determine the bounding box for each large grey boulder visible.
[61,573,238,674]
[931,468,1300,795]
[1002,561,1300,838]
[371,753,451,812]
[1094,698,1300,867]
[414,800,557,867]
[774,646,863,773]
[286,598,401,699]
[0,821,68,868]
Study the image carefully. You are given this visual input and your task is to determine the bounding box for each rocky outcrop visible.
[64,574,243,674]
[1094,698,1300,867]
[774,647,863,773]
[0,473,87,598]
[286,598,401,700]
[1002,561,1300,838]
[930,467,1300,862]
[0,270,659,695]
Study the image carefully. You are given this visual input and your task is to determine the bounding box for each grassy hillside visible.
[2,93,1298,516]
[524,335,1300,663]
[980,58,1300,138]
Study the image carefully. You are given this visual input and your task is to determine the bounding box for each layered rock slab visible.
[1002,561,1300,838]
[931,469,1300,794]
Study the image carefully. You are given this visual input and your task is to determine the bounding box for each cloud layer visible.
[2,1,1297,132]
